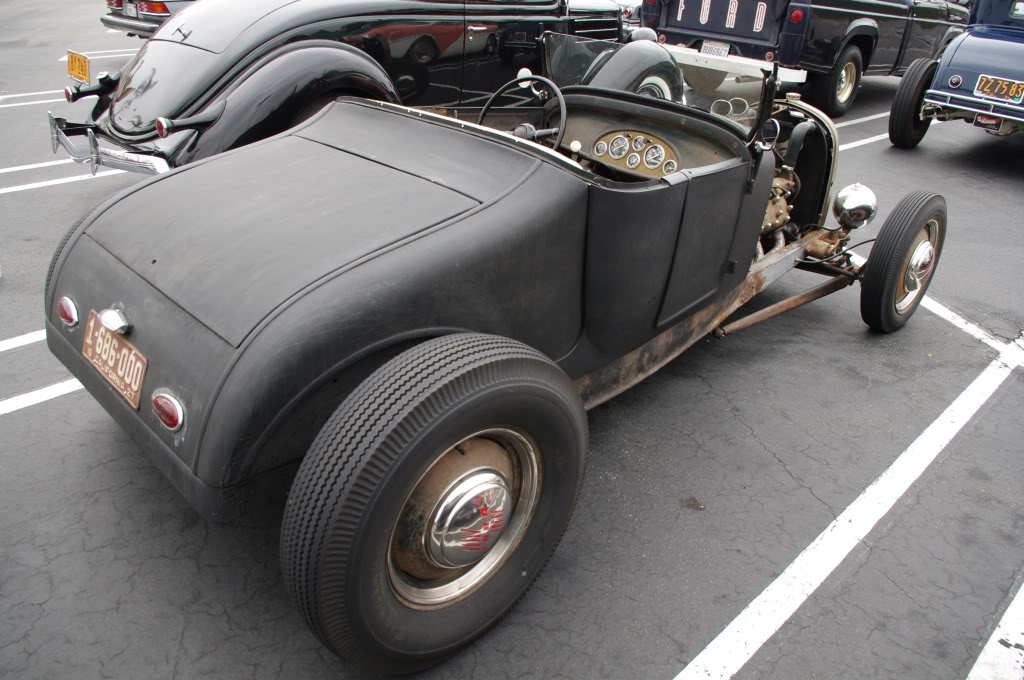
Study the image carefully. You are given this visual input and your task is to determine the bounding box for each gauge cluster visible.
[590,130,679,179]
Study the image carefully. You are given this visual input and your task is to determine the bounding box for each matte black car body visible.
[52,0,622,174]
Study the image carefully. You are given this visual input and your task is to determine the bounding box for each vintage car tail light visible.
[948,75,962,88]
[622,6,633,18]
[765,51,775,61]
[137,2,171,15]
[152,391,185,431]
[154,117,170,138]
[63,86,75,104]
[106,0,124,8]
[56,296,79,328]
[789,8,805,23]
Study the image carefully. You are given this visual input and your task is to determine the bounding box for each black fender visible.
[175,40,401,165]
[582,40,684,101]
[837,20,879,69]
[931,25,963,59]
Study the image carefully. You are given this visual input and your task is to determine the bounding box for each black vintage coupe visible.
[50,0,622,175]
[46,33,946,674]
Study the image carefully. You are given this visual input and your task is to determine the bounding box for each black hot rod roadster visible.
[45,33,946,674]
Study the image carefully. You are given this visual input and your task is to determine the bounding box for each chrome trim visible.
[47,111,170,175]
[924,90,1024,124]
[98,308,132,335]
[99,14,159,32]
[151,390,185,432]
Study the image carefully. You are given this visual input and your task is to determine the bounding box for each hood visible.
[84,134,478,346]
[933,27,1024,105]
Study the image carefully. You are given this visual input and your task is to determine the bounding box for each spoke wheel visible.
[861,191,947,333]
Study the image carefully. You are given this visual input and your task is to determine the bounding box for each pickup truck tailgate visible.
[665,0,787,45]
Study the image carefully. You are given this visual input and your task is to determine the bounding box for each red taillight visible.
[154,117,169,138]
[64,86,75,103]
[152,391,184,431]
[765,51,775,61]
[789,8,804,23]
[56,296,79,328]
[106,0,123,8]
[137,1,171,15]
[623,6,632,17]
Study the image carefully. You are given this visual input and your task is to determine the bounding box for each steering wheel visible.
[477,75,568,150]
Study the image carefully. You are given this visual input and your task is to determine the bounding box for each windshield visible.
[543,33,776,137]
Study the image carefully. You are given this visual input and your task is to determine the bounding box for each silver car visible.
[100,0,194,38]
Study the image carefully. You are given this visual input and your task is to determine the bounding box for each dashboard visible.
[590,130,679,179]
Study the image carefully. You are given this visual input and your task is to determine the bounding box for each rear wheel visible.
[638,74,673,99]
[860,191,946,333]
[888,58,937,148]
[280,334,588,674]
[810,45,862,117]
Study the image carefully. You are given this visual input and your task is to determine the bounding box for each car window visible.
[1012,0,1024,16]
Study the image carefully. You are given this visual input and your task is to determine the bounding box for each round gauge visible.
[594,141,608,157]
[608,135,629,159]
[644,145,666,169]
[632,135,647,151]
[663,159,678,174]
[626,153,641,169]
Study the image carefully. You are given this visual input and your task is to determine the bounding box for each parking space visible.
[1,1,1023,679]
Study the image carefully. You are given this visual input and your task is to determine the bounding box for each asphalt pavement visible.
[1,2,1023,679]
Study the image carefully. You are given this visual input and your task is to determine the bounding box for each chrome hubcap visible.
[896,220,938,314]
[388,428,541,608]
[427,471,512,568]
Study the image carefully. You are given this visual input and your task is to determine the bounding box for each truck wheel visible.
[280,334,588,674]
[888,58,937,148]
[810,45,862,117]
[860,191,946,333]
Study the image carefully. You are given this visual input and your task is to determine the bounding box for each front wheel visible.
[860,191,946,333]
[889,58,937,148]
[280,334,588,674]
[810,45,862,117]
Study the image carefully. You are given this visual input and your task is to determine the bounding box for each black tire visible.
[860,191,946,333]
[888,58,937,149]
[809,44,862,117]
[280,333,588,674]
[685,66,727,95]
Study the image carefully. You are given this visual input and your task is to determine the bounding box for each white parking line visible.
[835,112,889,128]
[0,169,127,195]
[0,330,47,353]
[966,580,1024,679]
[838,132,890,151]
[0,159,73,175]
[0,379,83,417]
[0,90,63,102]
[0,98,65,109]
[675,343,1021,680]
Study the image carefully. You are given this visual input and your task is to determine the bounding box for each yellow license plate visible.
[66,50,91,84]
[82,310,148,410]
[974,74,1024,105]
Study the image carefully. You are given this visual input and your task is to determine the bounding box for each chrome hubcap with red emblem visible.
[388,428,541,608]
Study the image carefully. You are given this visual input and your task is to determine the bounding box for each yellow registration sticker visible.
[66,50,91,84]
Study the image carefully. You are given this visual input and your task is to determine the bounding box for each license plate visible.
[973,114,1003,131]
[82,310,148,409]
[66,50,90,84]
[700,40,731,58]
[974,74,1024,104]
[123,1,138,17]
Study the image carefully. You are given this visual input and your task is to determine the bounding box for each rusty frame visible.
[576,230,850,409]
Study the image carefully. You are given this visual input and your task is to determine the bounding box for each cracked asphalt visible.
[2,2,1023,678]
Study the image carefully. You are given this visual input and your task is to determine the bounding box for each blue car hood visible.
[933,26,1024,100]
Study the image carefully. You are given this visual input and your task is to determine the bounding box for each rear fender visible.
[839,20,878,69]
[175,41,400,165]
[582,40,685,100]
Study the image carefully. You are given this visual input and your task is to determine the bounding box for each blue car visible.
[889,0,1024,147]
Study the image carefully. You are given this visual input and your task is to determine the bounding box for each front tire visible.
[889,58,937,148]
[810,44,862,117]
[860,191,946,333]
[280,334,588,674]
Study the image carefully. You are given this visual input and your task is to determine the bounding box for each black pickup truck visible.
[640,0,970,115]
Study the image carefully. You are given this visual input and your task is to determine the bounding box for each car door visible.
[461,0,567,105]
[897,0,957,67]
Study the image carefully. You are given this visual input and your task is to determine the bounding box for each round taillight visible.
[57,296,79,328]
[657,33,666,42]
[789,8,804,23]
[623,6,632,17]
[766,51,775,61]
[64,86,75,104]
[152,391,184,431]
[155,117,170,138]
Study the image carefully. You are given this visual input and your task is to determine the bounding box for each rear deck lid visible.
[85,134,479,346]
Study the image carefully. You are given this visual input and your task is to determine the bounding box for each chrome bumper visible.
[48,111,169,175]
[923,90,1024,125]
